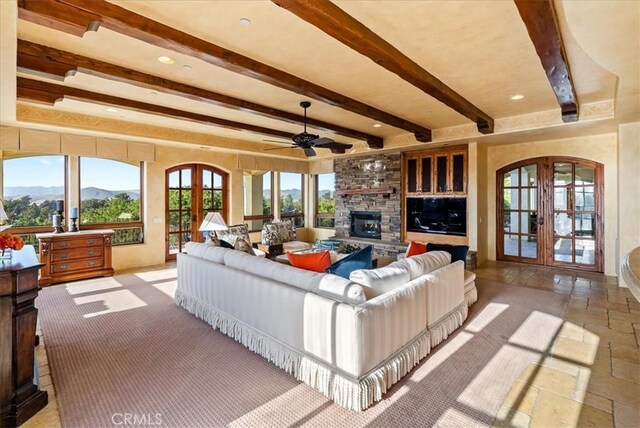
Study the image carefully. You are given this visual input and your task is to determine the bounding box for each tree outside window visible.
[280,172,304,227]
[315,173,335,228]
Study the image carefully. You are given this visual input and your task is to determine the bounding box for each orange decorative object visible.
[0,233,25,251]
[287,250,331,273]
[406,241,427,257]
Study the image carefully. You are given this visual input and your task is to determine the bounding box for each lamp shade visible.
[199,212,228,231]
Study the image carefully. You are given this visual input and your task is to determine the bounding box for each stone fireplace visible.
[333,153,406,258]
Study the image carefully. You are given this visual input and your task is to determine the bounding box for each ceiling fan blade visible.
[310,137,335,146]
[264,146,295,151]
[303,147,316,157]
[263,138,292,144]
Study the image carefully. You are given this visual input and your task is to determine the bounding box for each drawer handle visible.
[86,240,98,246]
[59,253,68,260]
[87,261,98,267]
[58,264,68,271]
[59,242,69,248]
[87,250,96,257]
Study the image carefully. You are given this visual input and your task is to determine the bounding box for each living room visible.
[1,1,639,427]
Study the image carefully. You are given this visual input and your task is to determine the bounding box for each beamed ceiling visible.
[1,0,638,158]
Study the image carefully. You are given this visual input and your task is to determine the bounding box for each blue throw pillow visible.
[326,246,373,279]
[426,243,469,264]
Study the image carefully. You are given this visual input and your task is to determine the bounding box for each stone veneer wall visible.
[334,153,402,246]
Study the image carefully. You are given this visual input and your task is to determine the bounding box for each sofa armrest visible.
[423,260,465,327]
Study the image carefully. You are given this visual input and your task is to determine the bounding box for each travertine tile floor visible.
[21,261,640,427]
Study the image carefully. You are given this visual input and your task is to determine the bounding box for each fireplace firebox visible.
[350,211,382,239]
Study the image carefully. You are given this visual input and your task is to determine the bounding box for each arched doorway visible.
[165,164,228,261]
[497,157,604,271]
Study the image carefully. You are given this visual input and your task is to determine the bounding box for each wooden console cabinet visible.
[0,246,48,427]
[36,230,115,286]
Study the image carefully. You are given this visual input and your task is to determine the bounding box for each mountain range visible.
[262,189,333,199]
[4,186,140,203]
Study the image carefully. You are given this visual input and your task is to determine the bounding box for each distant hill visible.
[4,186,139,203]
[261,189,333,199]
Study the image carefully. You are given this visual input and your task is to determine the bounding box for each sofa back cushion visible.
[350,264,411,299]
[262,220,296,245]
[217,223,251,247]
[185,241,228,264]
[394,250,451,280]
[223,250,365,304]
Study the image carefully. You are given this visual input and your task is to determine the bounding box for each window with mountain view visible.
[2,155,66,228]
[243,171,273,232]
[280,172,304,227]
[80,157,143,243]
[315,173,335,228]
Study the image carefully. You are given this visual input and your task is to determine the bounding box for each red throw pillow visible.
[287,250,331,272]
[406,241,427,257]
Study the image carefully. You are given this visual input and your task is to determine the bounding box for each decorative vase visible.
[0,248,12,260]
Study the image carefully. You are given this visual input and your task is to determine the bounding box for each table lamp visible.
[198,212,228,243]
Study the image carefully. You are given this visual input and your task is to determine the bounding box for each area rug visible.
[37,268,569,427]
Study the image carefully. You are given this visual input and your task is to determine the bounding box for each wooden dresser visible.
[1,246,48,426]
[36,230,115,286]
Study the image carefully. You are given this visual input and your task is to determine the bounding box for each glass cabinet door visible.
[407,158,417,193]
[435,155,448,193]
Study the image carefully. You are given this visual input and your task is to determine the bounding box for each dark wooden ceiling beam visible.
[514,0,579,122]
[16,77,302,141]
[271,0,495,134]
[18,0,431,143]
[17,40,383,148]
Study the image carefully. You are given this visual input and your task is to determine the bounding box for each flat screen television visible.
[406,197,467,236]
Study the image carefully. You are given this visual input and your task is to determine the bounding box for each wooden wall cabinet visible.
[405,146,467,196]
[36,230,114,286]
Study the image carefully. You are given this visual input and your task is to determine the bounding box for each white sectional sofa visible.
[175,242,477,411]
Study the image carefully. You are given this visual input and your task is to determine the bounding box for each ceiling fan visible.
[264,101,353,157]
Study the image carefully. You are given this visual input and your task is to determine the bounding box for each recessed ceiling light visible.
[157,55,175,64]
[182,64,192,71]
[106,107,118,112]
[240,18,251,26]
[510,94,525,100]
[372,123,382,128]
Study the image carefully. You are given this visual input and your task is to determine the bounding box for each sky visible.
[3,155,139,190]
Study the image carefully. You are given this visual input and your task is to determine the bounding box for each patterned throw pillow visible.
[261,220,296,245]
[217,224,250,247]
[204,234,220,246]
[234,237,255,256]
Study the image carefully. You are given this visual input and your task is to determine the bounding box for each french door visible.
[497,157,603,271]
[165,164,228,261]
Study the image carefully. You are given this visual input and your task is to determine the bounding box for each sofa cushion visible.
[262,220,296,245]
[283,241,313,253]
[287,250,331,273]
[406,241,427,257]
[394,250,451,280]
[311,275,367,305]
[426,243,469,264]
[326,246,373,279]
[464,270,476,285]
[185,242,228,264]
[217,223,250,247]
[350,264,411,299]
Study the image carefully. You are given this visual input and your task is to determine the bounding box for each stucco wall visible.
[484,133,618,275]
[617,123,640,286]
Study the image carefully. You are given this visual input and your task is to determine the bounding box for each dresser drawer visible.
[52,237,103,250]
[52,258,104,274]
[52,246,104,262]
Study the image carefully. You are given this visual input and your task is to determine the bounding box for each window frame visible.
[78,157,145,245]
[314,173,336,229]
[1,154,69,235]
[243,170,275,232]
[279,172,305,227]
